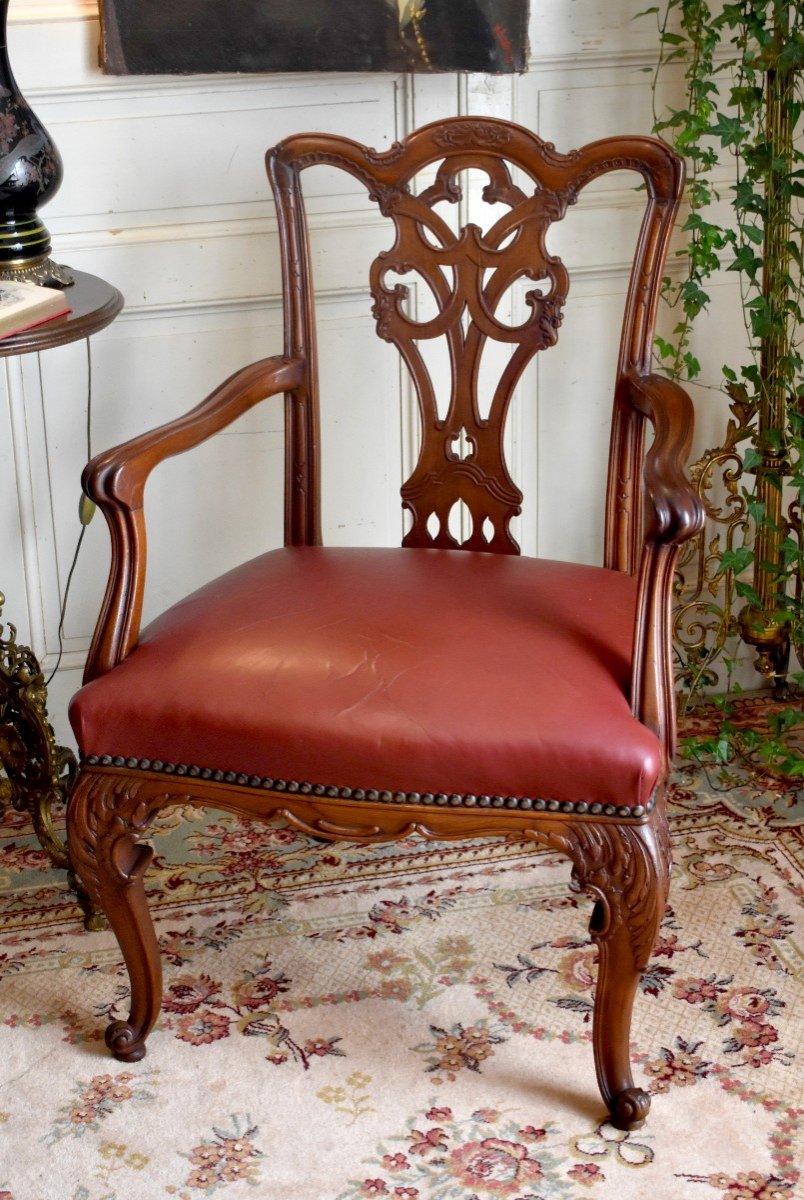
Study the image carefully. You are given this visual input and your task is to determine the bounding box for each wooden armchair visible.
[67,117,704,1131]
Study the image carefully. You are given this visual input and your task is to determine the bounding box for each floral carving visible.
[431,122,511,149]
[366,168,569,553]
[520,813,671,971]
[363,139,407,165]
[68,772,184,907]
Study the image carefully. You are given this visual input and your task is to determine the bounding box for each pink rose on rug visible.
[359,1180,387,1196]
[518,1125,547,1142]
[717,988,771,1021]
[81,1073,135,1105]
[472,1109,501,1123]
[672,976,720,1004]
[163,973,221,1013]
[174,1116,262,1192]
[381,1153,410,1170]
[644,1038,711,1092]
[558,947,598,991]
[175,1009,231,1045]
[233,973,290,1010]
[449,1137,543,1196]
[188,1143,225,1168]
[708,1171,793,1200]
[425,1107,452,1121]
[568,1162,605,1186]
[408,1127,448,1156]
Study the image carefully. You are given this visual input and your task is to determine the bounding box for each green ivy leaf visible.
[739,222,764,246]
[717,547,754,575]
[710,113,745,146]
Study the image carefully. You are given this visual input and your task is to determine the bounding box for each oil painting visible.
[100,0,529,75]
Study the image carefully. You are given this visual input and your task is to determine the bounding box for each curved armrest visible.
[83,355,305,683]
[625,372,705,763]
[627,372,705,546]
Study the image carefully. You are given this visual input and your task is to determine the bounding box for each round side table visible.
[0,270,123,357]
[0,271,123,926]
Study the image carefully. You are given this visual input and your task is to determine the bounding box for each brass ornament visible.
[0,592,101,927]
[673,387,800,692]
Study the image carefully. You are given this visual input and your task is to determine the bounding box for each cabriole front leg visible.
[569,809,671,1130]
[67,769,168,1061]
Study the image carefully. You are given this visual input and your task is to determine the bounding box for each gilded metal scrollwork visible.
[790,492,804,673]
[0,592,101,927]
[673,392,754,691]
[674,386,801,690]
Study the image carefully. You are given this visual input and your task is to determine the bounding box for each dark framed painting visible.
[100,1,530,75]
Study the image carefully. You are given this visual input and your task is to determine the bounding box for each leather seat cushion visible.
[70,547,662,809]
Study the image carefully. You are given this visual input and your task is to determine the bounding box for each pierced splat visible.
[447,429,475,462]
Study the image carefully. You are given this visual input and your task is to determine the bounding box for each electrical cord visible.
[45,337,94,686]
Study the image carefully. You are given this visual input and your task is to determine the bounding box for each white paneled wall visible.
[1,1,740,746]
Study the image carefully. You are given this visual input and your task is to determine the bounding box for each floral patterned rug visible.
[0,745,801,1200]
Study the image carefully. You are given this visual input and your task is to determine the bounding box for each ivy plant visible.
[639,0,804,781]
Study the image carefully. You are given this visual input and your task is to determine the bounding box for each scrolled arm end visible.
[627,372,706,546]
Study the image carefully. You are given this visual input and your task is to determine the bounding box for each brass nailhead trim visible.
[82,754,654,819]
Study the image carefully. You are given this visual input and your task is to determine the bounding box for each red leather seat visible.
[70,547,661,813]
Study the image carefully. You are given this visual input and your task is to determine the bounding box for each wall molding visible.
[8,0,96,24]
[114,286,371,323]
[24,71,403,107]
[528,41,735,73]
[49,176,735,252]
[54,206,390,252]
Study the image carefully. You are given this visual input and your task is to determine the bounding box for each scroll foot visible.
[608,1086,651,1131]
[106,1019,148,1063]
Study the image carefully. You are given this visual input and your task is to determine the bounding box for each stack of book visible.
[0,281,71,341]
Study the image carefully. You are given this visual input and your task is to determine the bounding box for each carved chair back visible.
[267,119,684,566]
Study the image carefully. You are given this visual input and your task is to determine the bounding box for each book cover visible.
[0,280,71,340]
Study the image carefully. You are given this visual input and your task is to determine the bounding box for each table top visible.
[0,269,124,357]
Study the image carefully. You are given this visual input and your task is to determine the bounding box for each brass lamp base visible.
[0,253,74,288]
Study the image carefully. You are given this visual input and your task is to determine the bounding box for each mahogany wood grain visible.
[68,117,706,1132]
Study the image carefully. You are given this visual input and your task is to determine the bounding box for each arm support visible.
[83,355,304,683]
[625,373,706,761]
[629,373,704,546]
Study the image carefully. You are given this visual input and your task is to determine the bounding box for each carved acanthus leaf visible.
[563,817,671,969]
[69,774,186,904]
